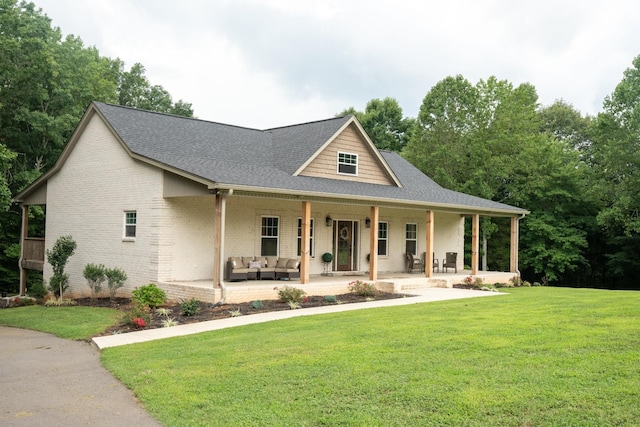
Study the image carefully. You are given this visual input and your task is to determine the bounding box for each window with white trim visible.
[377,221,388,256]
[261,216,279,256]
[124,211,137,240]
[405,223,417,255]
[337,151,358,175]
[297,218,315,257]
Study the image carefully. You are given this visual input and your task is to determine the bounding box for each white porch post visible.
[510,216,520,274]
[369,206,379,281]
[425,210,434,278]
[300,201,311,284]
[213,193,225,288]
[471,214,480,275]
[18,205,28,296]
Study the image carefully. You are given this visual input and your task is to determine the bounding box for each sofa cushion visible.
[286,259,300,269]
[242,256,254,268]
[231,257,243,268]
[255,257,267,268]
[276,258,289,268]
[266,256,278,268]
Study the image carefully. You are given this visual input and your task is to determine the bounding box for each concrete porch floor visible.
[160,270,517,304]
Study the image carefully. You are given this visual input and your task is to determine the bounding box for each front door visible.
[334,220,358,271]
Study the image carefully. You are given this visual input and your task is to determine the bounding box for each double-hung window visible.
[377,221,388,256]
[261,216,279,256]
[124,211,137,240]
[297,218,315,257]
[405,223,417,255]
[337,152,358,175]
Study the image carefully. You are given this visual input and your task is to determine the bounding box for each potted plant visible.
[321,252,333,276]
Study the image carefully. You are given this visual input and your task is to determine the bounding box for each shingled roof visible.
[89,102,526,215]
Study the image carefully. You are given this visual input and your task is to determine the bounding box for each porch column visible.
[300,201,311,284]
[18,205,28,296]
[213,193,224,288]
[425,210,434,278]
[510,216,520,273]
[471,214,480,275]
[369,206,379,281]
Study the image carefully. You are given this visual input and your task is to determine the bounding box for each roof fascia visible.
[292,116,403,187]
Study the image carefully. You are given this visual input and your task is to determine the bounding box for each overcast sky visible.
[34,0,640,128]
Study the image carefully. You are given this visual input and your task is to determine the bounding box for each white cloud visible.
[33,0,640,126]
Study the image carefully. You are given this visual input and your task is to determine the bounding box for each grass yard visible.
[0,305,120,340]
[101,287,640,426]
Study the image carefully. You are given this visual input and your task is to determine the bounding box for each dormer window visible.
[337,152,358,175]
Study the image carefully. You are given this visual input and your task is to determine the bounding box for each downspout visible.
[516,212,526,278]
[213,189,232,307]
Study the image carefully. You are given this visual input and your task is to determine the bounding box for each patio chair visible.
[442,252,457,273]
[428,252,439,273]
[406,252,424,273]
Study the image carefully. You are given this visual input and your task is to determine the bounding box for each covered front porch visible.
[160,270,516,304]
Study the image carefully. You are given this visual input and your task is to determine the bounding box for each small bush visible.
[27,278,47,299]
[46,235,77,297]
[251,300,264,309]
[105,267,127,300]
[287,301,301,310]
[324,295,337,303]
[509,275,523,287]
[229,309,242,317]
[348,280,378,297]
[122,303,151,327]
[131,284,167,309]
[44,298,77,307]
[179,298,200,316]
[277,285,306,303]
[83,263,106,299]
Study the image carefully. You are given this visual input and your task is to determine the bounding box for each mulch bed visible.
[84,292,410,336]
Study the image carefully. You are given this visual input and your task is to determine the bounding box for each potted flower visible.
[321,252,333,276]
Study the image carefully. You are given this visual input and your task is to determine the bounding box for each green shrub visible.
[323,295,337,303]
[277,285,306,303]
[179,298,200,316]
[251,300,264,309]
[83,263,106,299]
[121,303,151,327]
[46,236,77,297]
[131,284,167,309]
[105,267,127,300]
[27,277,47,299]
[348,280,378,297]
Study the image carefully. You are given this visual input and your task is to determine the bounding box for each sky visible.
[33,0,640,129]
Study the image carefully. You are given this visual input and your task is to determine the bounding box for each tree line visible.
[2,0,639,292]
[340,60,640,289]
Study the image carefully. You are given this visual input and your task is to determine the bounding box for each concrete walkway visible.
[93,287,505,349]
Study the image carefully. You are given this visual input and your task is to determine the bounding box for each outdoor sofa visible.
[226,256,301,281]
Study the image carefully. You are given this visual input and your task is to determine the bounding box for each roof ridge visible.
[93,101,265,133]
[265,114,352,131]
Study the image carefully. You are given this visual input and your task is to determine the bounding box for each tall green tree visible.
[338,97,415,152]
[403,75,590,284]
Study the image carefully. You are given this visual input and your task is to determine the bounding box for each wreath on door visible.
[339,226,350,241]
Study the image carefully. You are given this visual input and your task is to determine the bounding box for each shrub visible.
[324,295,337,303]
[348,280,378,297]
[288,301,301,309]
[46,235,77,297]
[251,300,264,309]
[27,277,47,299]
[472,277,485,288]
[105,267,127,300]
[179,298,200,316]
[83,263,106,300]
[122,303,151,327]
[277,285,306,303]
[131,284,167,309]
[229,309,242,317]
[509,275,523,287]
[321,252,333,263]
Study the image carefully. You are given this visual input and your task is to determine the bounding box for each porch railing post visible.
[369,206,379,281]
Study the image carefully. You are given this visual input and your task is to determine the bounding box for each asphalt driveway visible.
[0,326,161,427]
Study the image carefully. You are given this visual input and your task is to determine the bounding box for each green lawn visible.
[101,287,640,426]
[0,305,120,340]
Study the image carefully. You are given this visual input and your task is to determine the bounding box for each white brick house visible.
[14,102,528,302]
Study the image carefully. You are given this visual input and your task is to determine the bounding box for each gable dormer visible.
[296,120,400,186]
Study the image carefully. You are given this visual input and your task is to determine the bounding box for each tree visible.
[0,144,17,211]
[46,235,76,298]
[118,63,193,117]
[338,97,415,152]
